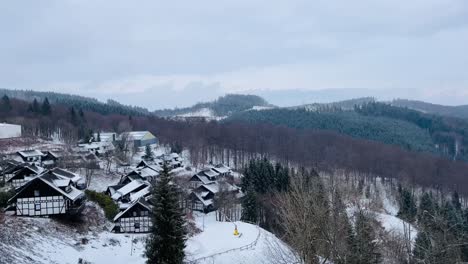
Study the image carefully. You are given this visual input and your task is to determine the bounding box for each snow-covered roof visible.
[111,180,148,200]
[50,168,82,183]
[200,182,238,195]
[192,192,214,206]
[27,164,45,174]
[10,173,84,202]
[47,150,64,159]
[113,198,152,222]
[212,164,231,174]
[17,150,44,157]
[121,131,155,141]
[200,169,219,178]
[93,132,116,142]
[191,174,214,185]
[130,186,151,202]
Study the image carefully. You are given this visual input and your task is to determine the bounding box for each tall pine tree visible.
[351,211,380,264]
[1,95,12,112]
[41,97,51,115]
[145,145,154,160]
[145,166,186,264]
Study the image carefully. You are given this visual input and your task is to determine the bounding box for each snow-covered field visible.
[0,208,293,264]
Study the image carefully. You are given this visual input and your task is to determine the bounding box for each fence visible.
[187,222,261,264]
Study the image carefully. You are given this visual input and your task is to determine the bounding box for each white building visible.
[0,123,21,139]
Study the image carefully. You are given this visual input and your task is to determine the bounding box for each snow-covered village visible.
[0,127,300,264]
[2,2,468,264]
[2,117,464,264]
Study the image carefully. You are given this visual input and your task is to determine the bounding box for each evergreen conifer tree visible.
[97,132,101,142]
[398,187,417,222]
[41,97,51,115]
[70,107,77,124]
[1,95,12,112]
[32,98,40,113]
[413,231,432,263]
[241,187,258,223]
[351,211,380,264]
[145,166,186,264]
[418,192,435,228]
[145,145,153,160]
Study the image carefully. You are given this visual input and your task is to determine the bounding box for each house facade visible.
[8,173,85,216]
[112,198,152,233]
[17,150,44,165]
[120,131,158,149]
[6,164,44,189]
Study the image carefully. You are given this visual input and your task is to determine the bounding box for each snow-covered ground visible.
[0,208,294,264]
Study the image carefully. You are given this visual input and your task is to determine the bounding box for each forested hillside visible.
[292,97,375,111]
[0,88,149,116]
[153,94,272,117]
[2,93,468,193]
[392,99,468,119]
[228,108,436,154]
[356,102,468,160]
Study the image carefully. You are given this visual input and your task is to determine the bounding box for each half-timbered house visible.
[16,150,44,165]
[189,181,240,212]
[8,172,86,216]
[6,164,45,188]
[112,198,152,233]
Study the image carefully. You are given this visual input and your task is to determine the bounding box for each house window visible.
[34,190,40,197]
[142,211,148,216]
[134,222,140,229]
[35,203,41,211]
[133,211,137,217]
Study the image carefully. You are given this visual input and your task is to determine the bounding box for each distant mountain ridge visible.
[153,94,273,119]
[391,99,468,119]
[0,88,149,116]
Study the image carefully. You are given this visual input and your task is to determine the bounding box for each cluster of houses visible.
[104,159,241,234]
[1,129,243,235]
[105,153,184,233]
[78,131,158,156]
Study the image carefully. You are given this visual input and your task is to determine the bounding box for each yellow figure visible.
[233,226,239,236]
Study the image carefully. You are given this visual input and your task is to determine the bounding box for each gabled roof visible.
[50,168,82,183]
[212,164,231,174]
[6,164,45,183]
[93,132,117,142]
[113,198,152,222]
[130,186,151,202]
[9,173,84,202]
[121,131,155,141]
[190,174,214,185]
[111,179,149,200]
[200,169,219,178]
[196,181,238,195]
[47,150,65,159]
[17,150,44,158]
[191,192,214,207]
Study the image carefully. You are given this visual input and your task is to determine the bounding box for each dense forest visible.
[0,88,150,116]
[153,94,271,117]
[356,102,468,160]
[228,108,436,154]
[392,99,468,120]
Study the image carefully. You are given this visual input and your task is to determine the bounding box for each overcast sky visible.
[1,0,467,109]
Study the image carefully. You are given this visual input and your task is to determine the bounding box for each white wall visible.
[0,123,22,139]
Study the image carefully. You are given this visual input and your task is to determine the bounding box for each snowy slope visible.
[0,209,294,264]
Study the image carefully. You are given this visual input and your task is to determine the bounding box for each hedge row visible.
[85,190,119,220]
